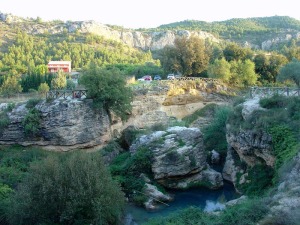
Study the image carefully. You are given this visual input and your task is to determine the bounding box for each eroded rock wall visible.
[0,99,111,150]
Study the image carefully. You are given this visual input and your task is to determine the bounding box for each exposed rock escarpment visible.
[0,99,111,150]
[225,98,275,168]
[226,129,274,167]
[130,126,223,189]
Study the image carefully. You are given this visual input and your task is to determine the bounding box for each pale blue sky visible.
[0,0,299,29]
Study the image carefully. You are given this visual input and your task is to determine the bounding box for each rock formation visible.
[0,99,111,150]
[130,126,223,189]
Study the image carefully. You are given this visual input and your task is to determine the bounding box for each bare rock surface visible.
[130,126,223,189]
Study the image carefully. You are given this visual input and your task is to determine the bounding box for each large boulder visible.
[143,183,173,210]
[130,126,223,189]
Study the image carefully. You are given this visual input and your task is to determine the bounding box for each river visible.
[124,181,239,224]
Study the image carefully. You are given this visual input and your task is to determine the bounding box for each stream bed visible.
[124,182,239,224]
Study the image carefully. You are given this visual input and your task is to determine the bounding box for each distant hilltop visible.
[1,12,300,51]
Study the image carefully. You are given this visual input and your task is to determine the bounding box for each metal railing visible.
[250,87,300,98]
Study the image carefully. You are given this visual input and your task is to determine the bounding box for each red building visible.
[47,61,71,73]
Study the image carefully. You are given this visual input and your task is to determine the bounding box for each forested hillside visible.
[154,16,300,47]
[1,14,300,97]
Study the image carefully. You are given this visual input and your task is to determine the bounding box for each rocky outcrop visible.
[130,126,223,189]
[0,99,111,150]
[0,13,219,50]
[226,98,275,167]
[226,129,275,167]
[259,152,300,224]
[261,33,300,50]
[143,183,172,210]
[62,21,220,50]
[222,147,241,184]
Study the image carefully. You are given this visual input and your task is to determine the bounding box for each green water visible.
[124,182,239,224]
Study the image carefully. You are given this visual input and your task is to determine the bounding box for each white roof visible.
[48,61,71,64]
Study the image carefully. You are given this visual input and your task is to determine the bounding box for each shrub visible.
[269,125,298,179]
[0,103,15,133]
[25,98,41,109]
[66,79,75,90]
[38,82,49,96]
[237,164,274,196]
[203,106,232,155]
[109,147,153,204]
[6,152,125,225]
[22,108,42,137]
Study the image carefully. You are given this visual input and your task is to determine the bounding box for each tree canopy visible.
[6,152,125,225]
[159,36,211,76]
[79,65,133,121]
[277,58,300,87]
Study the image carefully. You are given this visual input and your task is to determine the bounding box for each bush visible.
[237,164,274,196]
[109,147,153,204]
[0,103,15,133]
[203,106,232,155]
[269,125,298,178]
[38,82,50,96]
[6,152,125,225]
[22,108,42,137]
[25,98,41,109]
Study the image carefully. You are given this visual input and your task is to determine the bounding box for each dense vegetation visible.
[154,16,300,45]
[1,15,300,225]
[79,64,133,121]
[1,15,300,97]
[227,95,300,194]
[0,146,125,225]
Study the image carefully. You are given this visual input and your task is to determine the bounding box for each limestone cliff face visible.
[225,98,275,168]
[226,128,274,167]
[0,13,219,50]
[1,12,300,51]
[58,21,220,50]
[0,99,111,150]
[130,126,223,189]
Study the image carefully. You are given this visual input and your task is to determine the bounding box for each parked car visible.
[167,74,175,80]
[144,75,152,81]
[154,75,162,80]
[138,75,152,81]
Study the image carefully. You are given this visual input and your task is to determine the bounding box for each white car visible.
[167,74,175,80]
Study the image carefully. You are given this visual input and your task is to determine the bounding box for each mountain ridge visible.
[1,12,300,52]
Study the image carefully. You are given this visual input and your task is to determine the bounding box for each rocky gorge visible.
[0,84,299,222]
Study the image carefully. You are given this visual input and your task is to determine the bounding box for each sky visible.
[0,0,299,29]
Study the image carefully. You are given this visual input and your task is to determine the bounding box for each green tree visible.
[79,65,133,121]
[159,36,211,76]
[240,59,258,86]
[277,58,300,87]
[223,43,253,62]
[7,152,125,225]
[51,70,67,89]
[0,76,22,97]
[207,58,231,82]
[254,53,288,84]
[66,79,76,90]
[230,60,257,87]
[38,82,50,96]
